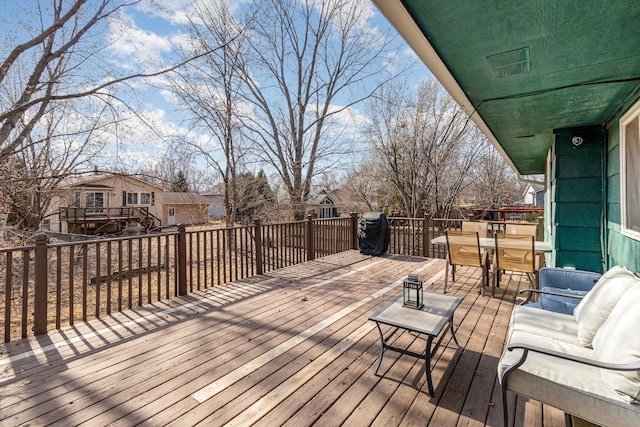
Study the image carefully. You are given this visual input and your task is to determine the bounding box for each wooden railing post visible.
[350,212,359,250]
[33,233,49,335]
[254,219,263,275]
[423,214,430,258]
[177,225,188,296]
[306,214,315,261]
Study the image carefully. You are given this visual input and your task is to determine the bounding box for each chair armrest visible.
[518,288,586,305]
[539,267,601,292]
[505,342,640,372]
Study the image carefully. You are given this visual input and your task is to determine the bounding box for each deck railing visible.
[0,215,358,342]
[0,211,542,343]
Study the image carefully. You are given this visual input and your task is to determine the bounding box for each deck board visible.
[0,250,566,426]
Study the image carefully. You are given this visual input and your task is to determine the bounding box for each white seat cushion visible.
[510,305,579,344]
[573,266,640,347]
[593,283,640,403]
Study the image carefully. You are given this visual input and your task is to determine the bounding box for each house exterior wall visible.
[550,128,605,273]
[163,205,208,226]
[107,176,164,221]
[45,175,165,233]
[606,94,640,272]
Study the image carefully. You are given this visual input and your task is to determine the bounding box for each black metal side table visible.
[368,292,462,396]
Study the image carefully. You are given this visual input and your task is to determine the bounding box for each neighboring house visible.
[162,192,210,226]
[375,1,640,272]
[309,188,366,218]
[45,174,208,234]
[521,183,544,207]
[309,189,340,218]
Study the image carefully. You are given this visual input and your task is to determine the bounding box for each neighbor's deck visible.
[0,250,565,426]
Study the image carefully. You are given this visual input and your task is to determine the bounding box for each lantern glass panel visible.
[403,275,423,309]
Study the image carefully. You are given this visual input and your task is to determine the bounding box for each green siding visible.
[555,204,601,227]
[555,178,603,202]
[605,100,640,271]
[555,251,604,272]
[551,130,604,272]
[555,227,601,252]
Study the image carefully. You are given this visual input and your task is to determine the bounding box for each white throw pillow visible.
[592,283,640,403]
[573,266,639,347]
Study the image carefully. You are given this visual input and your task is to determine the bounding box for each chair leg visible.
[501,384,510,427]
[444,261,449,293]
[491,256,497,297]
[525,271,540,290]
[480,252,488,296]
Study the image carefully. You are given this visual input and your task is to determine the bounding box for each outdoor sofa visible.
[499,265,640,427]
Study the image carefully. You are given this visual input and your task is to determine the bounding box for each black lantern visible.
[403,273,423,309]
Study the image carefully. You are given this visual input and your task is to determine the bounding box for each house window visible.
[41,219,50,231]
[127,192,153,206]
[140,192,152,205]
[620,100,640,240]
[85,192,106,214]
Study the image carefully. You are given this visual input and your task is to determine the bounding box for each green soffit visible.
[400,0,640,174]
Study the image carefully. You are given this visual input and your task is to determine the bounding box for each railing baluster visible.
[118,240,123,312]
[202,231,208,289]
[209,230,217,287]
[196,232,201,291]
[216,230,221,287]
[233,228,239,280]
[146,237,152,304]
[106,241,112,314]
[95,242,101,318]
[5,252,12,342]
[177,225,187,296]
[21,249,29,338]
[56,247,62,329]
[188,232,194,293]
[127,239,133,309]
[82,244,88,320]
[69,245,75,325]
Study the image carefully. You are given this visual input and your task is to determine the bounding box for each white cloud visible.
[135,0,245,26]
[107,14,173,69]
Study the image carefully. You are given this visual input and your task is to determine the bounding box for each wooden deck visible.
[0,250,566,426]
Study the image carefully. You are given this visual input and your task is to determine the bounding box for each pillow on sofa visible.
[592,283,640,403]
[573,266,639,347]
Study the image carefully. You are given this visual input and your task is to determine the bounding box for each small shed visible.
[163,192,210,226]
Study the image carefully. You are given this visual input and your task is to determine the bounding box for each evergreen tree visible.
[172,170,190,192]
[235,170,276,223]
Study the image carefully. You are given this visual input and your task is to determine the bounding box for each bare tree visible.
[470,141,522,208]
[168,0,250,225]
[0,1,141,160]
[342,163,384,212]
[237,0,396,219]
[0,0,220,233]
[1,98,111,230]
[366,78,479,218]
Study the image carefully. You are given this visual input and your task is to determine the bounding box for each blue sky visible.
[0,0,430,185]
